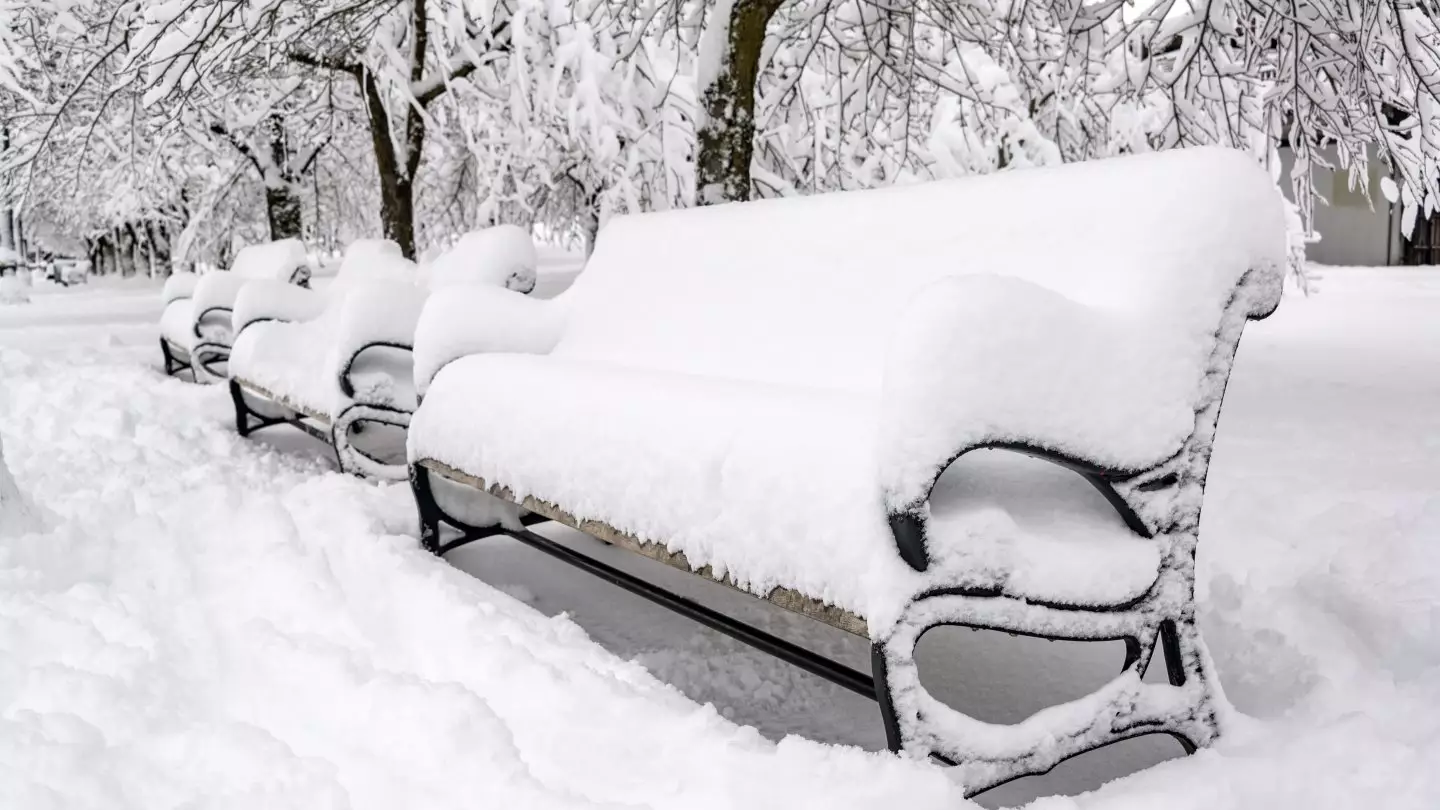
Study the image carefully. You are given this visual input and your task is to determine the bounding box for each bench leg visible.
[870,643,905,754]
[872,593,1221,797]
[159,338,192,380]
[409,462,444,554]
[228,380,255,436]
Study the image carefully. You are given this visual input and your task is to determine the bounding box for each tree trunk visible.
[0,126,12,252]
[100,234,118,276]
[146,221,173,277]
[696,0,785,205]
[356,70,420,259]
[382,177,417,259]
[265,184,305,241]
[116,226,136,277]
[128,223,145,277]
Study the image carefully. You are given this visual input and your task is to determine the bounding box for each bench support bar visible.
[159,338,195,381]
[410,460,885,699]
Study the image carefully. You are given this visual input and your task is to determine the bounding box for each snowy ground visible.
[0,268,1436,809]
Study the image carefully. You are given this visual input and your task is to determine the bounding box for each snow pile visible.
[0,272,30,305]
[412,147,1286,629]
[0,435,38,535]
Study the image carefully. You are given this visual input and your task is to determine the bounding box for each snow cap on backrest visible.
[230,238,310,284]
[555,146,1286,393]
[332,239,417,294]
[424,225,538,293]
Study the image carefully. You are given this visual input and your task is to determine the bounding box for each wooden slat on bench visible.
[235,378,333,426]
[420,458,872,639]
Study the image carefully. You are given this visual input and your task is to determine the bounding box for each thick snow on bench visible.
[231,232,539,418]
[411,147,1286,630]
[230,237,309,281]
[230,240,419,416]
[422,225,539,293]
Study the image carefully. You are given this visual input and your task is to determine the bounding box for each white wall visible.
[1278,146,1400,267]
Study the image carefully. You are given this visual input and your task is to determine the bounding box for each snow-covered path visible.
[1,270,1437,809]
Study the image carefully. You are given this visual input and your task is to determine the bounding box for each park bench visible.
[159,239,310,381]
[227,228,538,478]
[405,147,1287,793]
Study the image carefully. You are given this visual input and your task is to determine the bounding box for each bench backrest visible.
[232,238,310,283]
[555,147,1285,394]
[329,239,418,296]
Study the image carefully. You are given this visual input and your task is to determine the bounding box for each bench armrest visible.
[191,272,256,326]
[233,280,328,337]
[161,272,198,305]
[413,284,565,396]
[331,280,429,404]
[876,275,1199,514]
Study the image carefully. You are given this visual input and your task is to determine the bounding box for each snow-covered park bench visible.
[228,229,537,478]
[159,239,310,380]
[406,148,1286,793]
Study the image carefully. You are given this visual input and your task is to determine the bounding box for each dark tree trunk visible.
[266,184,305,241]
[262,113,306,242]
[696,0,785,205]
[144,220,172,277]
[0,127,12,252]
[381,177,417,259]
[359,68,422,260]
[116,226,137,277]
[101,233,119,276]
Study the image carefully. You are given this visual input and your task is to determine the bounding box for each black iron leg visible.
[1159,619,1186,687]
[228,380,254,436]
[871,643,905,753]
[409,463,443,554]
[160,338,191,379]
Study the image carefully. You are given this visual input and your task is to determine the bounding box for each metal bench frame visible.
[228,339,415,478]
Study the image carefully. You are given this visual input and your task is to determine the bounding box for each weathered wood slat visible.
[419,458,872,639]
[235,378,333,426]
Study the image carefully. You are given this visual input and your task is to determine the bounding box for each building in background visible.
[1280,146,1436,267]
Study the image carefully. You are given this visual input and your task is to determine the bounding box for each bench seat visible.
[414,353,1160,628]
[230,316,346,419]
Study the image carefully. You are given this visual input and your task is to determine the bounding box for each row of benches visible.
[159,147,1288,795]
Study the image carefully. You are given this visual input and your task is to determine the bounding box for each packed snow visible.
[0,266,1437,808]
